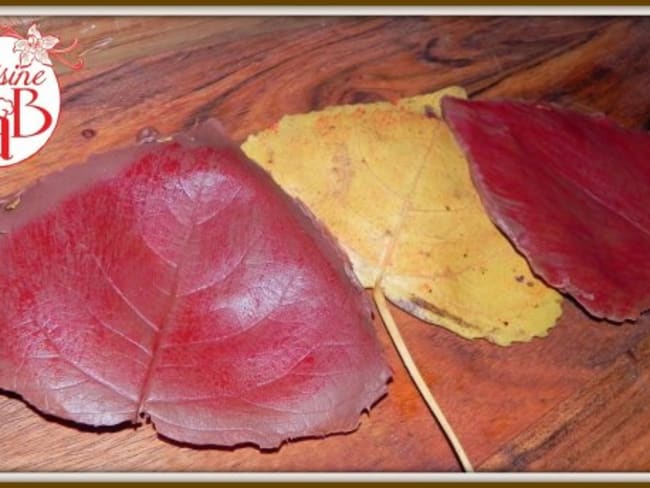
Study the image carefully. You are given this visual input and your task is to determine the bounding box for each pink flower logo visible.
[12,24,60,68]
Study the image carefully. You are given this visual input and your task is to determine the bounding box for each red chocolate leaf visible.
[0,120,390,448]
[442,97,650,322]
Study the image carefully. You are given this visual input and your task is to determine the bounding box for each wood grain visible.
[1,16,650,472]
[480,331,650,472]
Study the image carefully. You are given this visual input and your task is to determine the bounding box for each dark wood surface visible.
[1,16,650,472]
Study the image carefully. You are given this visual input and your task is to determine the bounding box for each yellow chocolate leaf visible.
[242,87,562,345]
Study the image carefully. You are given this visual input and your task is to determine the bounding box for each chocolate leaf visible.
[443,97,650,321]
[0,120,390,448]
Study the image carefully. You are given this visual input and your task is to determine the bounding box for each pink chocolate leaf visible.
[442,96,650,322]
[0,120,390,448]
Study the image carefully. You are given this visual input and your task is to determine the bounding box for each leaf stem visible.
[372,284,474,472]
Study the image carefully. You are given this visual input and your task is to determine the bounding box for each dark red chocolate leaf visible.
[442,96,650,322]
[0,120,390,448]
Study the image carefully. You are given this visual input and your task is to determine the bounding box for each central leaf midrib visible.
[135,173,211,418]
[377,135,435,284]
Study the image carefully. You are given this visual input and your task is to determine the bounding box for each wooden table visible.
[1,15,650,472]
